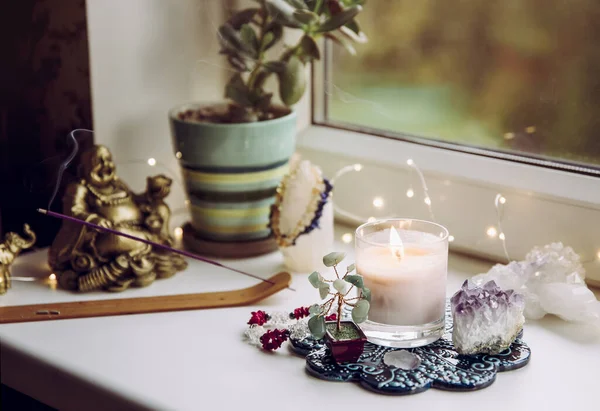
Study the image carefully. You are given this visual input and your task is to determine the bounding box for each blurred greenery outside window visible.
[326,0,600,169]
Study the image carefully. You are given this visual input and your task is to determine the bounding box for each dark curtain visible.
[0,0,94,246]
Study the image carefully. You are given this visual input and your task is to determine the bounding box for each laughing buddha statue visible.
[49,145,187,292]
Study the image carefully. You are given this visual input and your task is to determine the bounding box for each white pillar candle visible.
[356,224,448,326]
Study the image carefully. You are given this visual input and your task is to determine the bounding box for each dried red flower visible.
[291,306,310,320]
[260,329,290,351]
[325,313,337,321]
[248,310,270,326]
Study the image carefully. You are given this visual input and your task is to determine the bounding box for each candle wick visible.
[394,249,403,260]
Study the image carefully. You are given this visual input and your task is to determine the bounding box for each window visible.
[298,1,600,285]
[323,0,600,175]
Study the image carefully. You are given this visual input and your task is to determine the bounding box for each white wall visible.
[86,0,225,221]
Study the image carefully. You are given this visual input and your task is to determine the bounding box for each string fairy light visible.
[147,158,157,166]
[341,233,353,244]
[493,193,510,262]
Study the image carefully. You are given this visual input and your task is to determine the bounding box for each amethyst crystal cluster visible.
[451,280,525,355]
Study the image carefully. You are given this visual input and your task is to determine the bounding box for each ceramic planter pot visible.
[325,321,367,363]
[169,103,296,251]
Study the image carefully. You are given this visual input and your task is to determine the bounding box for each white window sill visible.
[1,225,598,410]
[297,125,600,286]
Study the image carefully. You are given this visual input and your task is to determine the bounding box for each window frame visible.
[297,39,600,286]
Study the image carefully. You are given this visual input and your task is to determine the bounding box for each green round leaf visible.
[227,8,260,30]
[333,279,350,294]
[322,251,346,267]
[351,299,370,323]
[319,284,330,299]
[361,287,371,303]
[344,274,363,289]
[308,271,323,288]
[316,5,362,33]
[298,35,320,63]
[308,315,326,339]
[346,263,356,273]
[309,304,321,315]
[277,55,306,106]
[293,9,319,25]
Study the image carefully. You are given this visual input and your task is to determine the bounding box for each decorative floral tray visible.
[288,304,530,395]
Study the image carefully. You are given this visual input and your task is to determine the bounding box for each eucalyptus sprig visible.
[307,251,371,339]
[218,0,366,122]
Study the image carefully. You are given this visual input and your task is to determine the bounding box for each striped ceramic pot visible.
[169,103,296,243]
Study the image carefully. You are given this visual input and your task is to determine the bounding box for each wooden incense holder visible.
[0,271,292,324]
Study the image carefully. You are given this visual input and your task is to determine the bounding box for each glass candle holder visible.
[355,218,449,348]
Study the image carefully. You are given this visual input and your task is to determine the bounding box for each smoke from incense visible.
[37,208,294,291]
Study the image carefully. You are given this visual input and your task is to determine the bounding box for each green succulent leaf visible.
[293,9,319,25]
[308,271,323,288]
[277,55,306,106]
[225,73,252,106]
[263,60,287,73]
[285,0,309,9]
[226,54,249,72]
[351,299,370,323]
[265,0,302,28]
[227,8,260,30]
[319,285,330,299]
[308,314,326,339]
[309,304,321,315]
[298,35,320,62]
[333,278,350,294]
[322,251,346,267]
[344,274,363,289]
[262,22,283,51]
[316,5,362,33]
[346,263,356,273]
[324,31,356,55]
[218,23,256,58]
[343,19,360,34]
[240,24,259,54]
[361,287,371,303]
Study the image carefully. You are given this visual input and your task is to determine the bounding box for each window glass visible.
[327,0,600,168]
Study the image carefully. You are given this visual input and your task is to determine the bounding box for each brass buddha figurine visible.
[0,224,37,294]
[49,145,187,292]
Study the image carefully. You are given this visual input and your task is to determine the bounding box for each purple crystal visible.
[451,280,525,355]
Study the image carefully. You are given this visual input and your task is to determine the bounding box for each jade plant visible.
[215,0,366,122]
[307,252,371,339]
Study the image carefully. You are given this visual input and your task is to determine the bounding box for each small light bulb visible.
[448,235,455,242]
[406,159,414,166]
[147,158,156,166]
[424,197,431,206]
[499,196,506,204]
[525,126,536,134]
[596,250,600,260]
[49,273,57,281]
[175,151,182,159]
[406,188,414,198]
[504,132,515,140]
[174,227,183,238]
[367,216,377,223]
[372,197,384,208]
[486,226,498,238]
[353,164,363,171]
[499,232,506,240]
[341,233,353,244]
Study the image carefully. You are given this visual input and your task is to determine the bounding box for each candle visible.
[355,220,448,327]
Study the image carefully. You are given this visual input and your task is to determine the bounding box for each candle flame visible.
[389,226,404,260]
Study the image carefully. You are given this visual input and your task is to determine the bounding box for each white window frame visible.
[296,41,600,286]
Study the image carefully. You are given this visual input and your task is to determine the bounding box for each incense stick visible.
[37,208,295,291]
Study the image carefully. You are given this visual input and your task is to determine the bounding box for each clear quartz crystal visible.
[451,280,525,355]
[472,243,600,324]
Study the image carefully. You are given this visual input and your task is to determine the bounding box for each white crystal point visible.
[451,280,525,355]
[472,243,600,325]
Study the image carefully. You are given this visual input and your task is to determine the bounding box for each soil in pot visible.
[177,103,291,124]
[325,321,367,364]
